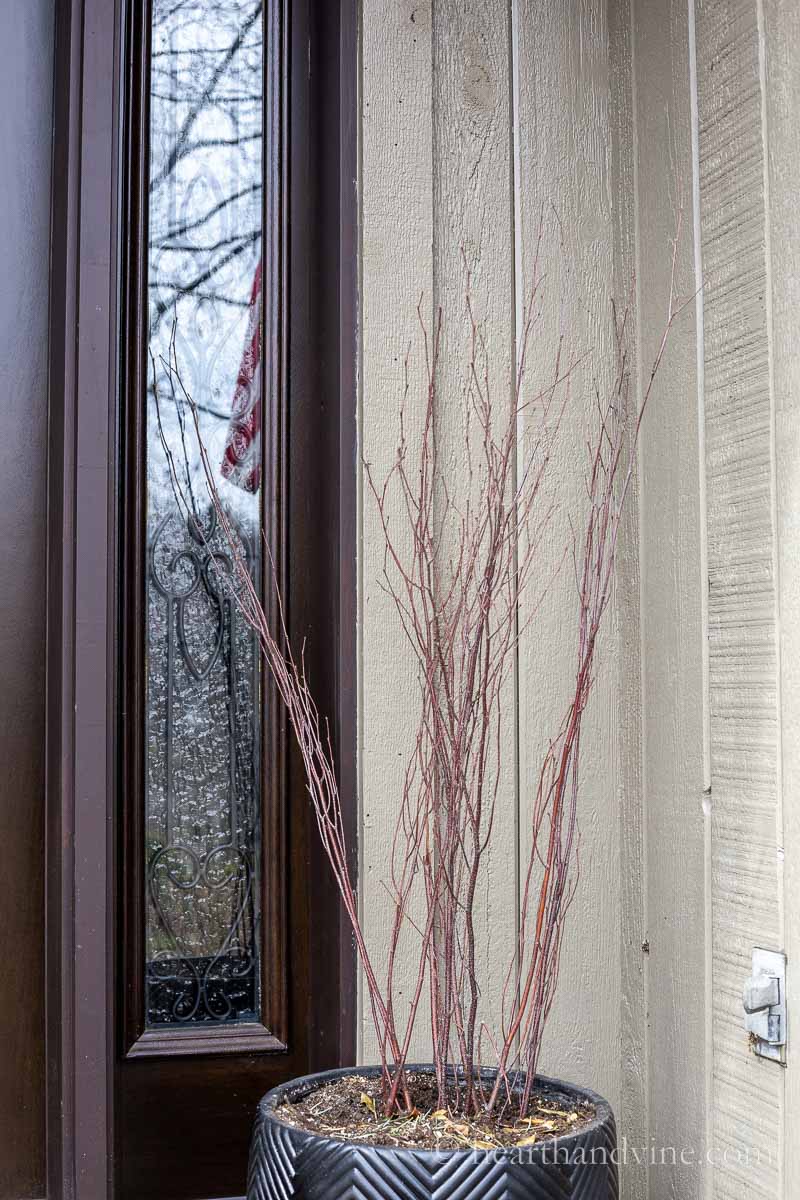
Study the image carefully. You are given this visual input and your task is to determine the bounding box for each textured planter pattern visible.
[248,1067,619,1200]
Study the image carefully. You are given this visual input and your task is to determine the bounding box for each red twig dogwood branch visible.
[156,220,687,1120]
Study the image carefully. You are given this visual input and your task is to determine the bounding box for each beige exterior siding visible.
[360,0,435,1061]
[695,2,783,1195]
[767,0,800,1189]
[630,3,708,1197]
[514,0,620,1126]
[358,1,796,1196]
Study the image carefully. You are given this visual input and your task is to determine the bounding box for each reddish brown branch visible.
[158,218,685,1119]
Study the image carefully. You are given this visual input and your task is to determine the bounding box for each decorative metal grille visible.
[145,507,261,1025]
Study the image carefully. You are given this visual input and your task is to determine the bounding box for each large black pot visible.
[248,1065,618,1199]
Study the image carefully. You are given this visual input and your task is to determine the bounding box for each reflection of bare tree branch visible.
[153,0,196,24]
[176,131,262,156]
[147,0,263,460]
[151,327,201,518]
[149,0,263,192]
[151,386,237,424]
[152,45,240,57]
[144,12,266,1008]
[151,229,260,323]
[158,182,261,244]
[150,383,232,424]
[166,289,250,310]
[151,89,262,105]
[161,232,260,255]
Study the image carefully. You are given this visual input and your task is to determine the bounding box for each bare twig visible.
[158,216,684,1119]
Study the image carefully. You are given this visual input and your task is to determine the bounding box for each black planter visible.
[248,1065,618,1199]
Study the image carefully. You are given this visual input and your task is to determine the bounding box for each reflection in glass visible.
[145,0,264,1027]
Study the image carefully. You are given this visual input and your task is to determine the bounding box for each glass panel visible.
[144,0,264,1027]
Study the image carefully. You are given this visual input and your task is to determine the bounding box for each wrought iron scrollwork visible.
[145,505,261,1026]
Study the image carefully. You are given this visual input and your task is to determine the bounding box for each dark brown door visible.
[47,2,356,1198]
[0,5,53,1197]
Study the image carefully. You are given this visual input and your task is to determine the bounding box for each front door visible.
[47,2,357,1197]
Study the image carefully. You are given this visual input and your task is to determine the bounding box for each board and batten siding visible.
[357,1,797,1197]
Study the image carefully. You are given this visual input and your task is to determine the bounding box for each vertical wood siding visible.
[629,3,708,1198]
[608,5,649,1195]
[360,0,435,1062]
[764,0,800,1190]
[359,1,794,1196]
[695,0,784,1195]
[431,0,518,1038]
[514,0,621,1121]
[360,0,636,1104]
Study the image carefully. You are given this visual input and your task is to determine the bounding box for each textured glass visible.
[145,0,264,1027]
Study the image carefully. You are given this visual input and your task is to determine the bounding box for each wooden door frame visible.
[45,1,358,1196]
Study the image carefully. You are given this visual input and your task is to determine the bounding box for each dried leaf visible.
[431,1109,448,1121]
[360,1092,376,1116]
[471,1140,495,1151]
[516,1134,539,1147]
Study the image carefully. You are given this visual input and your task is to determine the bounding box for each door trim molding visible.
[118,0,292,1066]
[46,0,122,1196]
[45,1,358,1196]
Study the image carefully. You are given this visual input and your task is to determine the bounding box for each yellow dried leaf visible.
[471,1140,495,1151]
[360,1092,376,1116]
[431,1109,448,1121]
[516,1134,538,1147]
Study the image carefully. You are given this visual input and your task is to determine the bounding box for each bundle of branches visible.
[156,227,687,1122]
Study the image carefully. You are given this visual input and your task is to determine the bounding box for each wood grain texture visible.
[514,0,621,1115]
[695,0,784,1195]
[358,5,703,1182]
[431,0,516,1048]
[629,3,709,1198]
[607,4,647,1195]
[357,6,798,1198]
[0,2,54,1195]
[360,0,435,1063]
[763,0,800,1191]
[359,0,515,1063]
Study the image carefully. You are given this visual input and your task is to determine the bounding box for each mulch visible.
[276,1071,595,1151]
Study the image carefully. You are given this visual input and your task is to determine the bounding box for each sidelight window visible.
[140,0,270,1034]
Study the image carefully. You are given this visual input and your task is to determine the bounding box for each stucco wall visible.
[357,1,798,1197]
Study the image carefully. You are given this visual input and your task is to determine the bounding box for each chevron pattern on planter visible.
[247,1068,618,1200]
[248,1112,298,1200]
[569,1115,619,1200]
[248,1114,616,1200]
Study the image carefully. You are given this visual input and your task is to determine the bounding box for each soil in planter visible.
[276,1072,596,1151]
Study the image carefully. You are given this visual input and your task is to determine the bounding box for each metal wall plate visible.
[743,947,787,1064]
